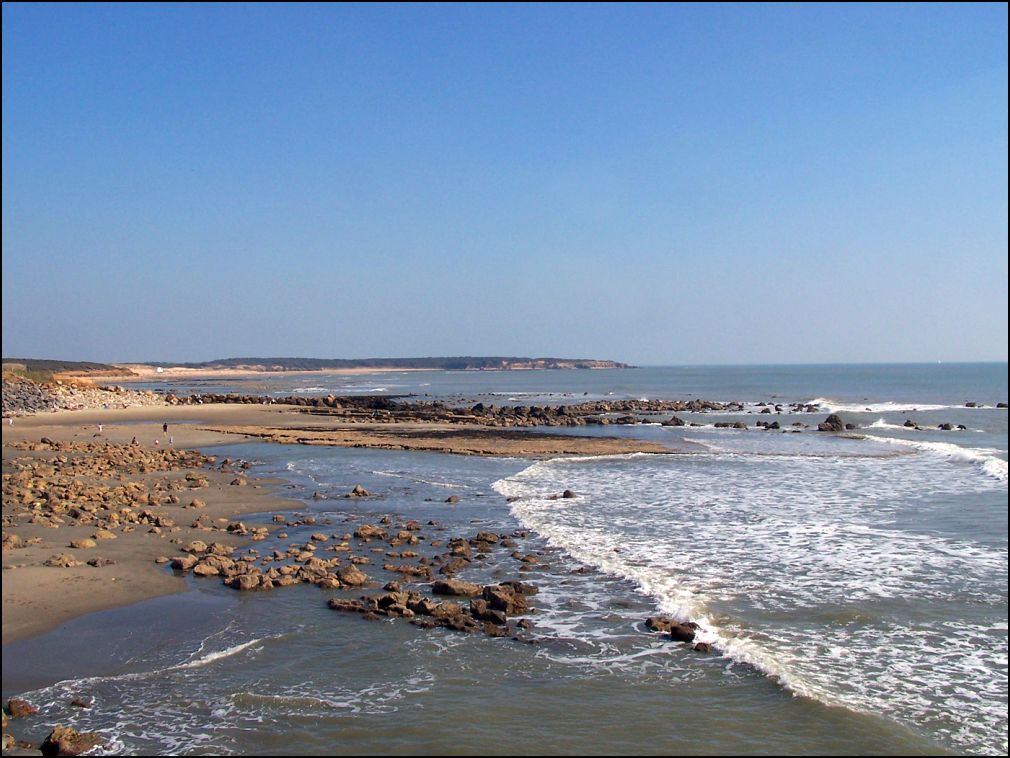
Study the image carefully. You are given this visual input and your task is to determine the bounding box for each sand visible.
[2,403,667,644]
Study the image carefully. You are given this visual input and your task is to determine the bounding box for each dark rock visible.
[817,414,845,432]
[40,726,105,757]
[470,598,508,625]
[669,621,699,643]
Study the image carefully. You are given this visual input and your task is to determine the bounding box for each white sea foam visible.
[807,397,961,413]
[494,447,1007,755]
[868,418,912,430]
[862,434,1008,483]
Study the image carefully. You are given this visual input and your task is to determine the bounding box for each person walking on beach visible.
[163,422,168,433]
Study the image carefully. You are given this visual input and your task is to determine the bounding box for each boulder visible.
[432,579,482,597]
[40,726,104,757]
[353,524,387,541]
[170,554,199,571]
[669,621,699,643]
[482,583,530,614]
[6,698,37,718]
[44,554,82,568]
[337,564,369,587]
[817,414,845,432]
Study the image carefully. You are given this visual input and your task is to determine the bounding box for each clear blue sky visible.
[2,3,1007,364]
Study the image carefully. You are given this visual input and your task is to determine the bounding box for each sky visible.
[2,3,1007,365]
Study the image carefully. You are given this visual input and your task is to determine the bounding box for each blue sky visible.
[2,3,1007,364]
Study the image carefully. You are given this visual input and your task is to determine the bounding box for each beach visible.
[1,364,1007,756]
[1,401,669,645]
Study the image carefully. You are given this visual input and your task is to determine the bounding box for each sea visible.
[3,363,1007,755]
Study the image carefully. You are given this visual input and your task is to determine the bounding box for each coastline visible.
[1,403,666,644]
[1,409,299,644]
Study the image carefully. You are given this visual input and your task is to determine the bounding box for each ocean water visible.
[3,364,1006,755]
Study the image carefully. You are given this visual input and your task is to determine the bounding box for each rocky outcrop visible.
[2,376,164,417]
[817,414,846,432]
[40,725,104,757]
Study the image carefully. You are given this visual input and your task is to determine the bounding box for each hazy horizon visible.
[3,4,1007,365]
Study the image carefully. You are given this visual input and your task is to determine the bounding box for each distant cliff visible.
[143,356,631,371]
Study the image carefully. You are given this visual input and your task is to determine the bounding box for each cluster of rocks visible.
[165,507,545,642]
[1,440,231,571]
[2,439,216,531]
[3,697,103,756]
[330,580,538,639]
[644,616,713,653]
[2,377,165,417]
[901,420,969,431]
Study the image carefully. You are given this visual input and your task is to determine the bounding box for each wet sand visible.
[2,404,666,644]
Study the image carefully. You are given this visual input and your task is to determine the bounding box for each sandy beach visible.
[1,403,667,644]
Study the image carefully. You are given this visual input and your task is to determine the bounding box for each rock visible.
[346,485,370,498]
[562,489,577,499]
[86,557,116,567]
[817,414,845,432]
[693,642,714,653]
[70,697,91,708]
[192,563,220,577]
[69,539,97,549]
[470,598,508,625]
[40,725,105,757]
[338,564,369,586]
[482,583,529,614]
[328,598,366,613]
[669,621,699,643]
[438,557,472,576]
[93,530,117,540]
[445,495,460,504]
[661,416,685,427]
[432,579,482,597]
[6,698,37,718]
[170,554,199,571]
[44,553,82,568]
[353,525,387,541]
[645,616,675,633]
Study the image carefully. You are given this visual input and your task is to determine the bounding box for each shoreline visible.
[1,411,300,644]
[2,403,667,644]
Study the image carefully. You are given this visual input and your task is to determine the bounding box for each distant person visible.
[98,424,103,433]
[131,436,138,445]
[154,439,160,447]
[163,422,168,433]
[169,435,174,446]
